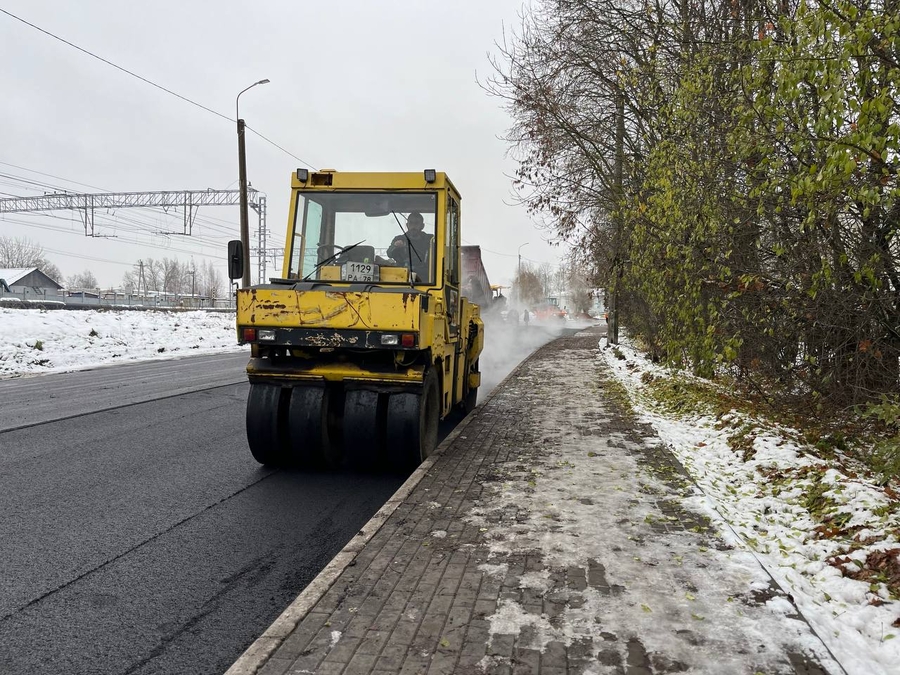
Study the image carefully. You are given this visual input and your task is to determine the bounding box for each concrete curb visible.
[224,404,481,675]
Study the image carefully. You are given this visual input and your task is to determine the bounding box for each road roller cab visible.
[230,170,483,471]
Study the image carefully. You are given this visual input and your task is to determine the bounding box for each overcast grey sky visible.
[0,0,564,288]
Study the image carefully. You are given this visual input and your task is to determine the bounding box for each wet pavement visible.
[226,326,839,675]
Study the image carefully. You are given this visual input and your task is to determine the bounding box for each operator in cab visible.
[387,212,433,282]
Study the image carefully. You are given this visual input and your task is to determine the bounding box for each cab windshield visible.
[289,191,437,284]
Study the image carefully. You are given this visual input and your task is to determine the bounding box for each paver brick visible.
[487,634,515,658]
[322,635,361,664]
[344,615,376,638]
[396,663,428,675]
[314,662,348,675]
[426,594,454,615]
[343,652,378,675]
[357,629,390,655]
[373,644,409,672]
[244,327,836,675]
[255,657,295,675]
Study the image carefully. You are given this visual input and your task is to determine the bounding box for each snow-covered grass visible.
[598,339,900,674]
[0,308,244,379]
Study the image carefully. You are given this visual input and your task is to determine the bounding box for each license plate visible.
[342,262,379,282]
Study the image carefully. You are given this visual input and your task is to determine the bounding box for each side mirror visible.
[227,240,243,281]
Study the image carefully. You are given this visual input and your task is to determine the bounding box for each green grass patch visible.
[597,369,636,419]
[642,375,731,418]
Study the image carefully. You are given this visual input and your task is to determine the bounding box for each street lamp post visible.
[236,78,270,288]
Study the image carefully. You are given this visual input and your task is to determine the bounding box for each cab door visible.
[445,194,461,339]
[445,193,467,409]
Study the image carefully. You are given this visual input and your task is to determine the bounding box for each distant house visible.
[0,268,64,299]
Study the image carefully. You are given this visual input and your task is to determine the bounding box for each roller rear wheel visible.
[288,386,337,468]
[386,369,440,471]
[246,383,290,467]
[342,389,383,471]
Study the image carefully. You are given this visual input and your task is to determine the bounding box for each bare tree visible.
[514,263,545,308]
[160,258,182,294]
[0,236,63,282]
[198,260,224,302]
[66,270,99,289]
[121,256,224,302]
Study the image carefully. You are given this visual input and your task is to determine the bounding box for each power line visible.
[0,177,245,252]
[0,8,318,168]
[0,7,230,122]
[461,239,518,257]
[0,160,114,192]
[245,125,316,169]
[0,164,250,239]
[0,213,230,266]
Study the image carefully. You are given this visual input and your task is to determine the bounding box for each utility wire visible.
[0,213,231,263]
[0,159,114,192]
[0,7,230,122]
[0,163,257,237]
[0,171,242,251]
[245,125,316,169]
[461,238,556,266]
[0,8,318,169]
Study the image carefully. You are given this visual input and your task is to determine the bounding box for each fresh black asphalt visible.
[0,356,405,675]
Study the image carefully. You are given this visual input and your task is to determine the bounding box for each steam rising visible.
[478,317,598,398]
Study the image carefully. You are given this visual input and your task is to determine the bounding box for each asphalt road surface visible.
[0,353,406,675]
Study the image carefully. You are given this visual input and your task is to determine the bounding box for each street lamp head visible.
[237,79,271,109]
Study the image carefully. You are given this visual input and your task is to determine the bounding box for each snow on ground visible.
[0,308,244,379]
[469,340,843,674]
[598,339,900,675]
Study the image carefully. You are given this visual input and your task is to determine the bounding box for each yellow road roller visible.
[227,169,483,471]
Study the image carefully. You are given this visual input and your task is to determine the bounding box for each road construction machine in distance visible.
[228,169,483,471]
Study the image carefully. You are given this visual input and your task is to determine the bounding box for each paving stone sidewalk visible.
[233,327,839,675]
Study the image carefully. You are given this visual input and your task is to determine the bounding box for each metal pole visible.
[236,79,269,289]
[237,118,251,287]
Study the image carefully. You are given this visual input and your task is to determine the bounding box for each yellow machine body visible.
[234,170,484,470]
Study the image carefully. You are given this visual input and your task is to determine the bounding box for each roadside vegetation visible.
[607,339,900,601]
[488,0,900,475]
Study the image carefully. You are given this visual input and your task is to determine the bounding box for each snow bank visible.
[0,308,244,379]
